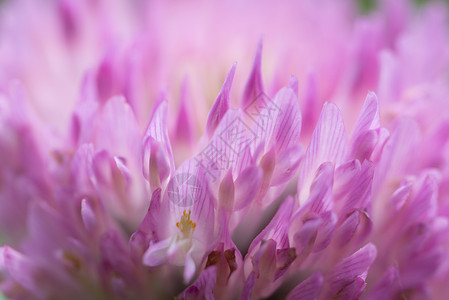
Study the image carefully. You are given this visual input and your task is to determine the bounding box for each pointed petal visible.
[334,210,372,247]
[143,99,175,179]
[336,160,374,216]
[248,196,294,254]
[81,198,98,234]
[199,109,256,182]
[288,76,299,96]
[252,87,302,154]
[0,246,45,298]
[406,173,438,224]
[130,188,162,261]
[350,129,379,161]
[292,218,320,256]
[242,40,264,108]
[298,102,348,203]
[351,92,380,141]
[143,137,171,189]
[175,78,196,145]
[373,118,420,195]
[307,162,334,214]
[206,63,236,137]
[94,96,141,160]
[326,243,377,298]
[313,211,337,252]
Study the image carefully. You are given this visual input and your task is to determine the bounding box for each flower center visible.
[176,210,196,238]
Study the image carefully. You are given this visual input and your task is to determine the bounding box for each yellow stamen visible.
[176,210,196,238]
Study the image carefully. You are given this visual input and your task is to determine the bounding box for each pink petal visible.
[143,98,175,178]
[272,144,304,186]
[286,272,323,300]
[373,117,420,196]
[234,165,263,211]
[336,160,374,216]
[365,267,399,300]
[298,102,348,202]
[325,243,377,298]
[142,237,173,266]
[80,198,98,234]
[248,196,294,254]
[301,72,319,136]
[178,266,217,300]
[334,210,372,247]
[242,39,264,108]
[307,162,334,214]
[292,217,320,256]
[94,96,141,160]
[175,78,196,146]
[184,247,196,283]
[241,271,256,300]
[219,169,235,212]
[288,75,299,96]
[351,92,380,142]
[206,63,236,137]
[200,109,255,182]
[252,87,302,154]
[350,129,379,162]
[313,211,337,252]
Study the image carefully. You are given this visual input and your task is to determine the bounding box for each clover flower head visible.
[0,0,449,299]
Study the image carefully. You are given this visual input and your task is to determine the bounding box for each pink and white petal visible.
[350,129,379,162]
[292,218,321,257]
[248,196,294,255]
[405,173,438,224]
[271,143,304,186]
[251,87,301,155]
[162,158,216,244]
[351,91,380,142]
[234,165,263,211]
[270,87,302,153]
[184,247,197,283]
[143,98,175,175]
[94,96,141,160]
[298,102,348,202]
[339,160,374,216]
[306,162,334,214]
[206,63,236,137]
[373,117,420,196]
[142,236,175,267]
[313,211,337,252]
[325,243,377,298]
